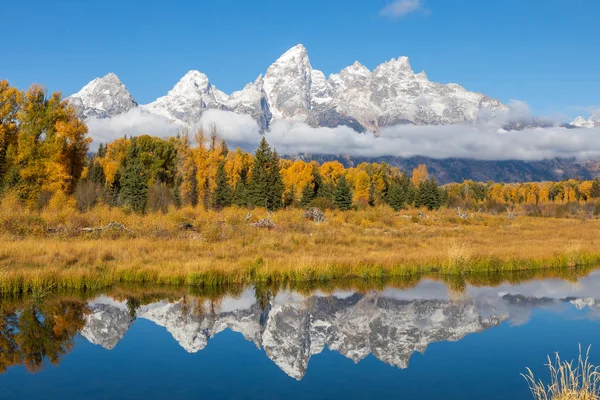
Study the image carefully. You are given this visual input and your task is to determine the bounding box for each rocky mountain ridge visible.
[80,289,509,379]
[68,45,509,132]
[571,115,600,128]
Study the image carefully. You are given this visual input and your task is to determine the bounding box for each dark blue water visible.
[2,272,600,400]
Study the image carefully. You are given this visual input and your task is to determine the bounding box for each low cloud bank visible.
[86,108,180,148]
[85,107,600,161]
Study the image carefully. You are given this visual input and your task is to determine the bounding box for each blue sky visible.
[1,0,598,119]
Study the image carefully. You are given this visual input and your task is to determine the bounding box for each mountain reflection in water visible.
[2,270,600,380]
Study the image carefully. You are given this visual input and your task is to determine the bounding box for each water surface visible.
[2,271,600,399]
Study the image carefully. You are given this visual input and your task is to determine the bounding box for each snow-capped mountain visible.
[571,115,600,128]
[79,288,508,379]
[68,44,509,132]
[80,296,134,350]
[143,70,228,126]
[224,75,272,131]
[68,73,138,119]
[77,269,600,380]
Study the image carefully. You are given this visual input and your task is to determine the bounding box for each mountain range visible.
[68,44,511,132]
[79,278,600,380]
[80,289,508,379]
[67,45,599,182]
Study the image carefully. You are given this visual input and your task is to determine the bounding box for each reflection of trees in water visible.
[0,265,595,375]
[0,298,89,374]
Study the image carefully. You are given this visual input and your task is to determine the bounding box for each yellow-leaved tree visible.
[14,85,90,204]
[411,164,429,186]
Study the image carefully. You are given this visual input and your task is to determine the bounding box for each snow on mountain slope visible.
[143,70,227,125]
[79,289,509,379]
[67,73,138,119]
[572,115,599,128]
[224,75,272,130]
[70,45,510,133]
[263,44,313,121]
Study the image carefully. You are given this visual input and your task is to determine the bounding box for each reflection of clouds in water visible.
[76,271,600,379]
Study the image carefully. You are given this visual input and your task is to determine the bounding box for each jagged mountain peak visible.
[341,61,371,78]
[142,69,228,125]
[280,44,308,58]
[264,45,313,121]
[68,72,137,119]
[571,115,599,128]
[176,70,212,90]
[415,71,428,81]
[71,45,511,133]
[376,56,414,75]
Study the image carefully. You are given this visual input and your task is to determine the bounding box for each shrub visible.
[75,180,104,211]
[147,182,173,213]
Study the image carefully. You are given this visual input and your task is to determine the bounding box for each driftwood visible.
[251,218,276,229]
[505,207,516,220]
[79,221,136,236]
[304,207,326,222]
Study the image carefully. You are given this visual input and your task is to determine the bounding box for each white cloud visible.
[380,0,429,18]
[263,120,600,161]
[86,108,181,149]
[85,106,600,162]
[197,109,262,150]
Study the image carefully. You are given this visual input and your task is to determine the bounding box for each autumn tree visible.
[353,170,370,206]
[0,80,23,191]
[411,164,429,186]
[14,85,90,203]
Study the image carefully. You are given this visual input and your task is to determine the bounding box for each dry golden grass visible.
[1,195,600,294]
[523,346,600,400]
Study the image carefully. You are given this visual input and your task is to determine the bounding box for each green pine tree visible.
[249,137,271,208]
[186,165,198,207]
[283,184,296,208]
[268,150,284,210]
[591,180,600,199]
[300,182,315,207]
[319,181,334,200]
[248,137,283,210]
[333,175,353,210]
[172,175,182,208]
[386,173,412,211]
[87,158,105,187]
[387,182,405,211]
[417,178,442,211]
[107,170,122,206]
[213,159,232,209]
[121,159,148,213]
[97,143,107,158]
[202,177,210,210]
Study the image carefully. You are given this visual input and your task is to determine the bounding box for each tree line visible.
[2,80,600,215]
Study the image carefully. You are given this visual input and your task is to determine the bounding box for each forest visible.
[2,81,600,218]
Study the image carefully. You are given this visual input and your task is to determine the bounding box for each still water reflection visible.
[1,270,600,399]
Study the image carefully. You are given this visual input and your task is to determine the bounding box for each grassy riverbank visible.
[2,200,600,294]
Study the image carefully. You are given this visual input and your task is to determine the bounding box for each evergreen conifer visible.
[121,159,148,213]
[333,175,353,210]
